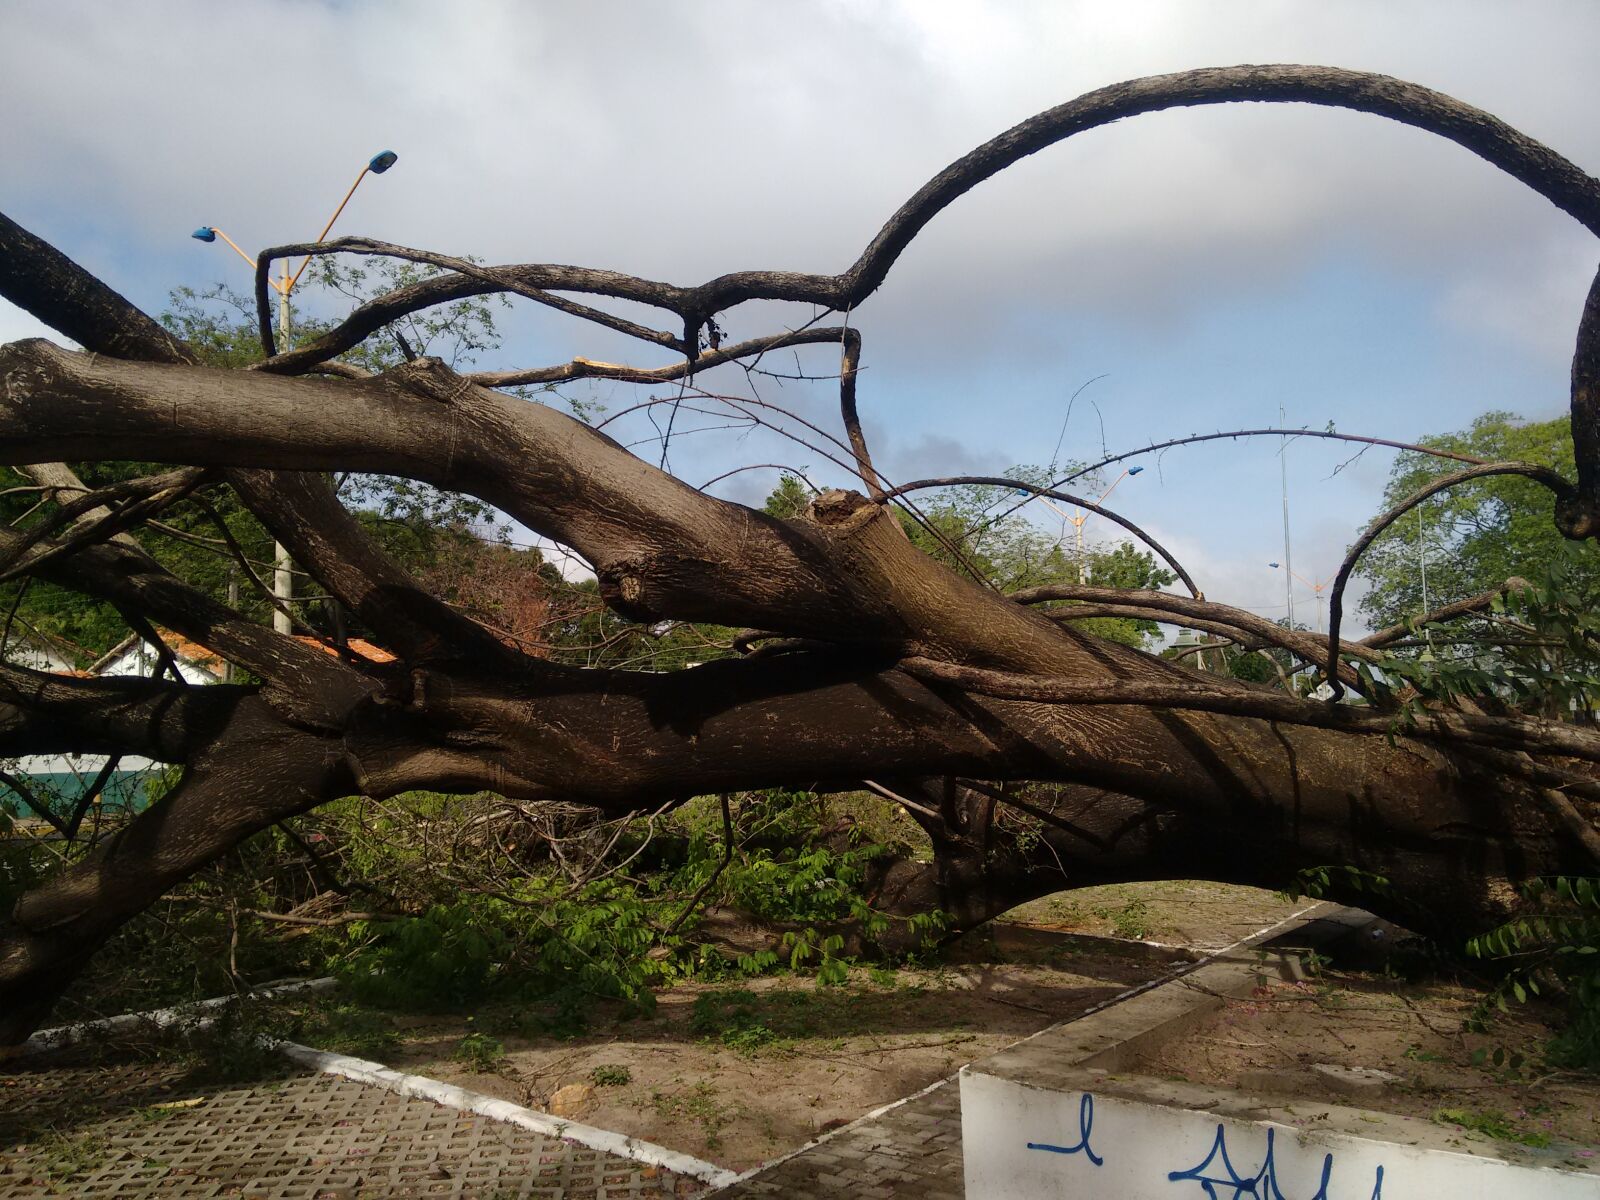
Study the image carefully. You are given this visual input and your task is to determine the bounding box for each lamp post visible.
[1278,403,1295,632]
[192,150,398,634]
[1032,466,1144,584]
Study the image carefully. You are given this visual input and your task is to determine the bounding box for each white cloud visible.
[0,300,72,347]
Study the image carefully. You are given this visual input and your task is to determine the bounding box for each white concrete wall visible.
[961,1068,1600,1199]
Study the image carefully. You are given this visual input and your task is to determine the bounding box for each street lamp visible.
[1028,466,1144,585]
[191,150,399,633]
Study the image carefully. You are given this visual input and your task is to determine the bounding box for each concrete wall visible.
[961,1068,1600,1199]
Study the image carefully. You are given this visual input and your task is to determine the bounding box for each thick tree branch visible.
[1360,578,1533,648]
[897,655,1600,765]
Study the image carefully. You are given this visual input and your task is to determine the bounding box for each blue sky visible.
[3,1,1596,630]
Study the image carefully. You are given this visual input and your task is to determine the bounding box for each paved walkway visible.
[711,1080,962,1200]
[0,1067,700,1198]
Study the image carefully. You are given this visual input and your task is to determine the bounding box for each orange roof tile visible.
[293,635,397,664]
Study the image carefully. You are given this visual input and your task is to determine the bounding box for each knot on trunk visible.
[1555,492,1600,541]
[383,356,466,404]
[807,489,878,533]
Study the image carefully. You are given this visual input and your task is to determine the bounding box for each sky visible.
[3,0,1597,632]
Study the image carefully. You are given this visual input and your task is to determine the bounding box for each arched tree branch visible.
[884,476,1200,597]
[1325,462,1576,698]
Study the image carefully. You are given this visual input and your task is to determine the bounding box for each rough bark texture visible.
[1,64,1597,1044]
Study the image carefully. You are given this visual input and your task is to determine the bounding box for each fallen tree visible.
[2,64,1599,1043]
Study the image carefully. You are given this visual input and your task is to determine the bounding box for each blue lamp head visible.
[1128,465,1145,475]
[1269,562,1281,569]
[191,226,217,243]
[368,150,398,174]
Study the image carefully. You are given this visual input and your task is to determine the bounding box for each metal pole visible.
[1417,504,1434,656]
[1279,405,1295,632]
[1075,516,1086,585]
[273,265,294,636]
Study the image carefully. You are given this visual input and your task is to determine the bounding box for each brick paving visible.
[711,1080,963,1199]
[0,1069,700,1198]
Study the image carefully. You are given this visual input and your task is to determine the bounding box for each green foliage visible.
[1276,864,1391,904]
[168,995,299,1083]
[762,474,812,519]
[590,1063,632,1086]
[691,989,781,1053]
[872,467,1175,647]
[1362,541,1600,723]
[338,877,664,1014]
[453,1031,507,1072]
[1466,875,1600,1070]
[1358,412,1592,633]
[59,788,944,1032]
[1433,1107,1551,1148]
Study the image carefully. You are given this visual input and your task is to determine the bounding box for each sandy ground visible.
[307,882,1315,1173]
[382,940,1167,1173]
[1131,967,1600,1161]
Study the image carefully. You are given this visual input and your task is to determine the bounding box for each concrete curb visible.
[16,976,338,1057]
[275,1039,740,1188]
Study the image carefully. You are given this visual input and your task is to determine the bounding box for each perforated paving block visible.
[0,1073,701,1198]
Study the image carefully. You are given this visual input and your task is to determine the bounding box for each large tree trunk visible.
[857,772,1581,954]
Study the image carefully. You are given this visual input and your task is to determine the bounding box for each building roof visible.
[88,629,396,677]
[295,636,397,665]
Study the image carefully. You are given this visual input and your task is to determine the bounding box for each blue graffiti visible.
[1168,1124,1383,1200]
[1026,1092,1104,1166]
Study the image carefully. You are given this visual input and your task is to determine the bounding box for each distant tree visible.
[1358,412,1595,633]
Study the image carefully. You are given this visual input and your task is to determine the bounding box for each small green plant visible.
[651,1081,734,1149]
[1109,898,1152,941]
[1089,896,1154,940]
[1434,1107,1551,1148]
[298,1002,400,1058]
[172,997,296,1083]
[690,988,781,1054]
[589,1063,632,1086]
[453,1031,506,1073]
[1465,874,1600,1070]
[34,1128,108,1182]
[1402,1043,1446,1064]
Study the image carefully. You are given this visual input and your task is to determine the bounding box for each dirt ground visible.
[1130,966,1600,1163]
[365,885,1310,1172]
[377,937,1170,1173]
[1003,879,1311,947]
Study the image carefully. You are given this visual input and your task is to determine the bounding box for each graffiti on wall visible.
[1025,1093,1103,1166]
[1168,1123,1385,1199]
[1025,1093,1387,1198]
